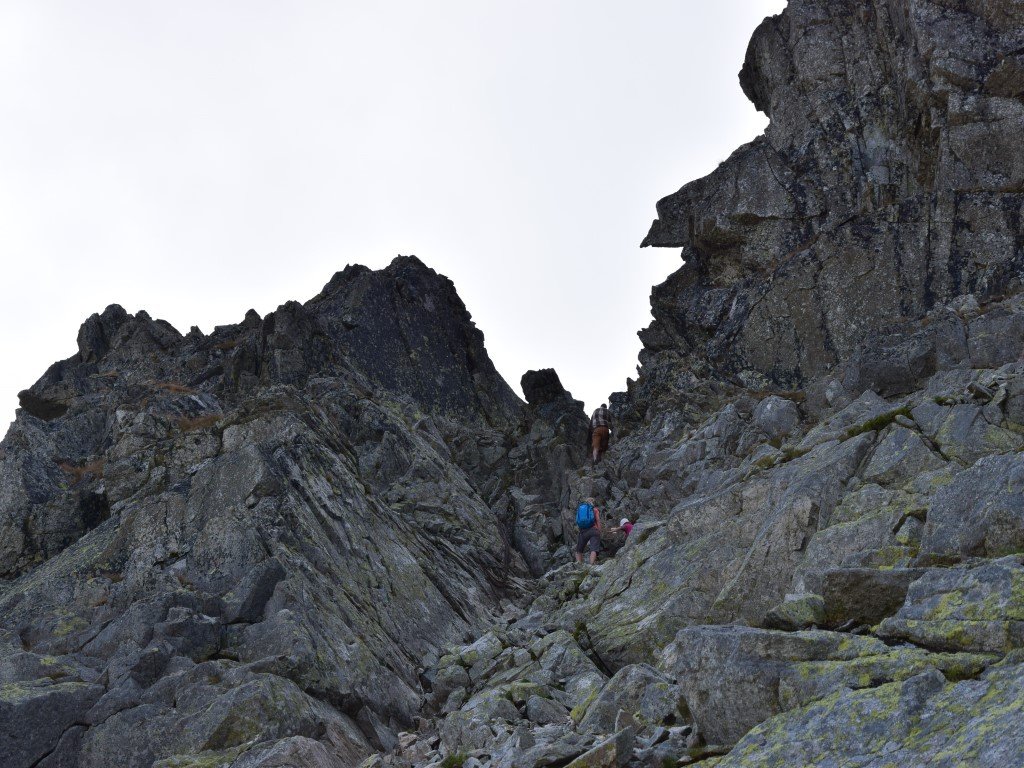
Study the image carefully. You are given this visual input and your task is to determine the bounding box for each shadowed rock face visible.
[4,256,529,580]
[633,0,1024,420]
[314,258,525,429]
[520,369,588,452]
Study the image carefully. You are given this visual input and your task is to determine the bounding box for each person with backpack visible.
[590,404,612,463]
[574,497,602,565]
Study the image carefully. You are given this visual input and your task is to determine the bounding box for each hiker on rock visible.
[574,497,602,565]
[590,403,612,463]
[611,517,633,537]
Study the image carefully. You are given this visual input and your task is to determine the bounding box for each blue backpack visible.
[576,502,595,530]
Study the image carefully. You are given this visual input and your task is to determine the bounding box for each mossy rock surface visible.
[716,664,1024,767]
[763,594,825,631]
[878,557,1024,653]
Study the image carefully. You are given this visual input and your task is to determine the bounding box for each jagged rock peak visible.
[309,255,523,426]
[75,303,182,365]
[521,368,576,408]
[19,256,523,428]
[520,368,589,458]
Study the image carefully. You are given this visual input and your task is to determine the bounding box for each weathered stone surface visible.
[78,668,371,768]
[777,647,996,715]
[564,728,634,768]
[762,594,825,632]
[222,558,285,624]
[229,736,348,768]
[439,711,495,754]
[460,632,505,667]
[820,567,929,629]
[36,724,88,768]
[878,557,1024,653]
[718,666,1024,767]
[461,687,521,723]
[577,664,684,734]
[660,626,890,746]
[841,328,945,398]
[920,454,1024,562]
[794,509,910,594]
[751,396,800,442]
[795,391,895,452]
[911,401,1024,467]
[490,726,593,768]
[525,695,570,726]
[583,431,873,667]
[520,369,587,446]
[860,426,945,487]
[0,680,103,768]
[660,624,1002,752]
[632,0,1024,416]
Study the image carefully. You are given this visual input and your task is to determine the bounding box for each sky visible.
[0,1,785,426]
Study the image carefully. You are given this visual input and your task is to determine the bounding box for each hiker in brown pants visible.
[590,404,612,463]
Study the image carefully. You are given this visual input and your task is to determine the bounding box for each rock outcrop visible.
[627,0,1024,426]
[389,309,1024,767]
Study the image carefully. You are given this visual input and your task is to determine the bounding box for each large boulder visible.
[716,666,1024,767]
[1,680,103,768]
[920,454,1024,562]
[661,626,896,746]
[576,664,685,734]
[659,624,991,748]
[751,396,800,442]
[877,556,1024,653]
[820,567,929,629]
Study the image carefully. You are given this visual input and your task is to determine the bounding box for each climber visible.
[611,517,633,537]
[590,403,612,463]
[574,497,602,565]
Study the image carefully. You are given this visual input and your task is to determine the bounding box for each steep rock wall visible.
[633,0,1024,421]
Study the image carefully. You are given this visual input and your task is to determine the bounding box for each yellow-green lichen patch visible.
[152,745,246,768]
[720,661,1024,766]
[778,649,996,711]
[53,614,90,638]
[0,679,92,704]
[882,617,1020,654]
[844,407,912,440]
[569,685,601,724]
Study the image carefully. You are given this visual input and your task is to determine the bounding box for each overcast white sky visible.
[0,1,784,425]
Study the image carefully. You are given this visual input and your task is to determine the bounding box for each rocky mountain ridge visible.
[0,256,588,767]
[4,0,1024,766]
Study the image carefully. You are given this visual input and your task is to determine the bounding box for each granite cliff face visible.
[630,0,1024,423]
[4,1,1024,767]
